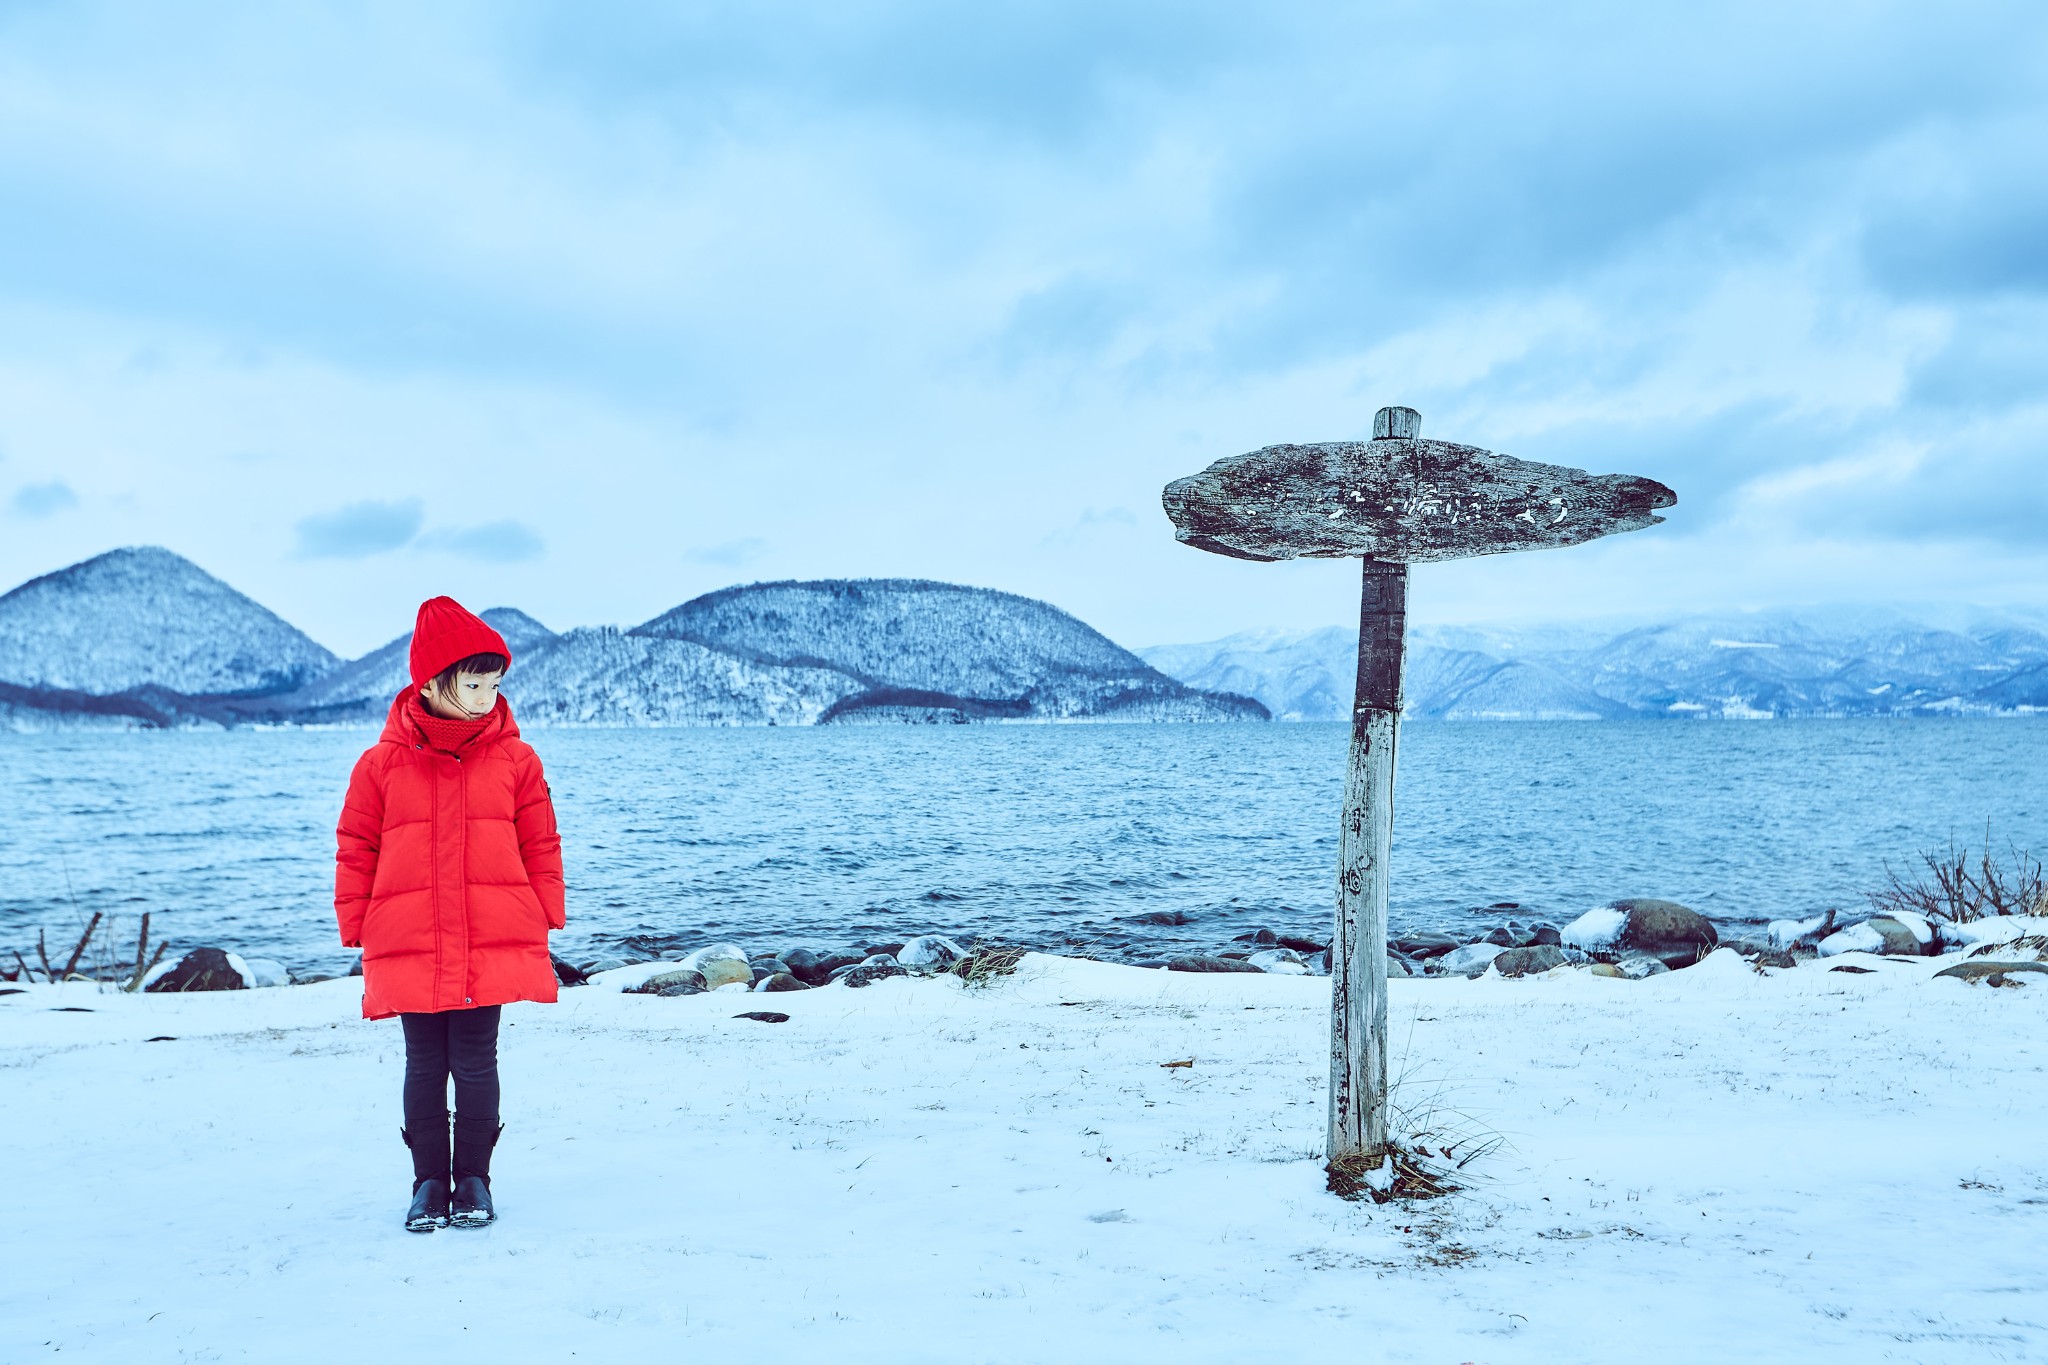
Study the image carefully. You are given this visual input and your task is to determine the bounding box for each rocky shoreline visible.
[20,895,2040,999]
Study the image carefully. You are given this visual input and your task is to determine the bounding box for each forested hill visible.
[634,579,1258,722]
[11,546,2039,728]
[0,551,1265,728]
[254,608,558,724]
[0,547,336,697]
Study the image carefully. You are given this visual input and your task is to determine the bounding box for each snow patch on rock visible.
[1562,907,1628,951]
[1819,923,1886,957]
[1768,913,1830,948]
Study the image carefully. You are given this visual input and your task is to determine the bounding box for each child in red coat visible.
[335,596,565,1232]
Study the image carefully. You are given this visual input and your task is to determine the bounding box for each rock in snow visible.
[1768,913,1832,949]
[1438,944,1505,978]
[780,948,853,986]
[1391,931,1462,959]
[1819,914,1935,958]
[1933,960,2048,982]
[1561,907,1630,952]
[897,935,967,974]
[834,956,908,989]
[624,969,710,997]
[143,948,252,992]
[1613,899,1718,967]
[240,958,290,988]
[676,944,753,991]
[1565,899,1717,968]
[1165,955,1264,974]
[1874,911,1935,950]
[1492,944,1567,977]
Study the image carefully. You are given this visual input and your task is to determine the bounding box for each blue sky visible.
[1,0,2044,655]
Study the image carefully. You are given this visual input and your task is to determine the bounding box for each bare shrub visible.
[1869,827,2046,923]
[4,911,165,988]
[125,913,167,991]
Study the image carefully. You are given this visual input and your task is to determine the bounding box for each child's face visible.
[422,669,504,720]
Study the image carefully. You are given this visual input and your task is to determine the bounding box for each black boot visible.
[450,1118,503,1228]
[401,1114,451,1233]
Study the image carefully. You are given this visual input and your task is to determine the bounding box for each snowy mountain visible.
[1139,626,1356,723]
[635,579,1265,722]
[260,610,863,727]
[506,628,862,726]
[1403,648,1634,720]
[1969,662,2048,710]
[0,547,336,696]
[27,544,2035,727]
[1141,608,2048,720]
[0,550,1263,728]
[263,607,557,723]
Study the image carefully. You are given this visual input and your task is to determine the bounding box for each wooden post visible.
[1330,558,1406,1172]
[1327,412,1416,1184]
[1159,401,1674,1199]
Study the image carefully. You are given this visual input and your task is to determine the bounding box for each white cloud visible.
[9,480,78,518]
[0,1,2043,652]
[294,499,424,559]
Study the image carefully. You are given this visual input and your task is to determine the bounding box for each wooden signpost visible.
[1162,406,1675,1197]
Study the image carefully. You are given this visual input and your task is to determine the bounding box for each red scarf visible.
[409,694,494,755]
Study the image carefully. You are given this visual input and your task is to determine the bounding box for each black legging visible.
[400,1006,502,1135]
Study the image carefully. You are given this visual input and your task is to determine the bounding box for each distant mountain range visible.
[6,547,2042,730]
[1139,610,2048,720]
[0,548,1266,730]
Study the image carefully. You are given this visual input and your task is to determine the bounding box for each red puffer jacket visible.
[335,690,565,1020]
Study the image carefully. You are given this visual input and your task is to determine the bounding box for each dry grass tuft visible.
[1968,934,2048,962]
[949,944,1031,987]
[1325,1065,1507,1204]
[1326,1144,1473,1202]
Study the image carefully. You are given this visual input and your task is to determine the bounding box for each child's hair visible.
[429,652,508,694]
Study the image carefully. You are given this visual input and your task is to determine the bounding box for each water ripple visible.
[1,721,2043,976]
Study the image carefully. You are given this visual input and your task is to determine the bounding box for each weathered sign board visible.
[1162,406,1675,1197]
[1162,405,1673,563]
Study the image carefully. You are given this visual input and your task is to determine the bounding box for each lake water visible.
[2,720,2044,979]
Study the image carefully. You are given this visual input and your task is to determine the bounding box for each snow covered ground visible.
[6,946,2047,1363]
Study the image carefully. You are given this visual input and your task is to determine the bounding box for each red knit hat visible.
[408,596,512,688]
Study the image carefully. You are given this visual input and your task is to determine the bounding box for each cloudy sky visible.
[1,1,2043,656]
